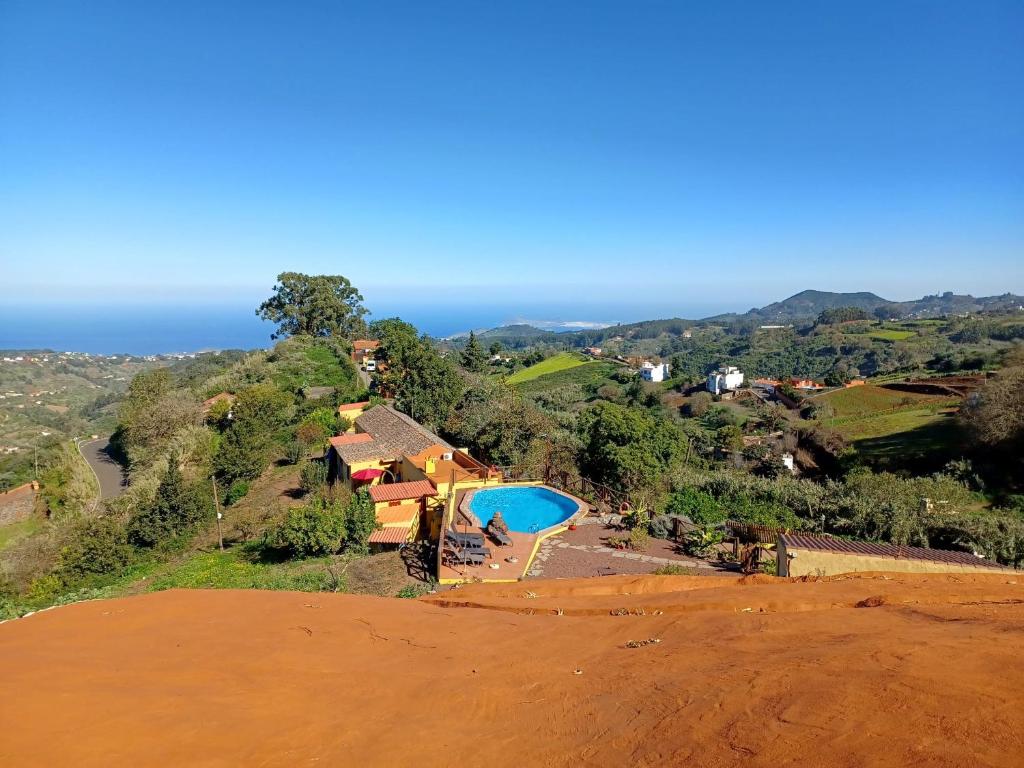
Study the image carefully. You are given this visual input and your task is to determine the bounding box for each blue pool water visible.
[469,486,579,533]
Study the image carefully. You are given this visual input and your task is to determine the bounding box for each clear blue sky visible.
[1,1,1022,319]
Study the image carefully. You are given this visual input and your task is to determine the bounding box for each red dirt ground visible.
[2,573,1023,767]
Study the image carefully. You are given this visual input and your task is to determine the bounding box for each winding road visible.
[78,438,128,500]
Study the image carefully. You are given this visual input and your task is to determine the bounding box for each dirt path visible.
[1,573,1022,767]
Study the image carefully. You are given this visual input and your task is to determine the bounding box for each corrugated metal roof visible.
[780,534,1010,570]
[369,480,436,503]
[369,526,412,544]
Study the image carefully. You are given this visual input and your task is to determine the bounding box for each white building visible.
[640,361,670,383]
[707,366,744,395]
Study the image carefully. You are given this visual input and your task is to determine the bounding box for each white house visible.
[707,365,744,395]
[640,361,670,383]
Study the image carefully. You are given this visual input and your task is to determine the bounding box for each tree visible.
[577,401,685,497]
[371,318,464,430]
[446,381,553,467]
[963,367,1024,449]
[461,331,487,372]
[214,384,293,483]
[488,341,502,356]
[127,456,208,548]
[276,497,347,557]
[257,272,368,340]
[344,488,378,554]
[118,369,201,461]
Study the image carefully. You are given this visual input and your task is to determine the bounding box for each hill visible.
[710,289,1024,324]
[1,573,1022,767]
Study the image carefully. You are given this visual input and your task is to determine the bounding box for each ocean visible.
[0,298,733,355]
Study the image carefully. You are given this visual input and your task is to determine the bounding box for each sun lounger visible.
[447,531,485,547]
[486,526,513,546]
[442,545,487,567]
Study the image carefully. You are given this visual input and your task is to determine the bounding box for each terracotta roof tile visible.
[368,526,412,544]
[375,504,421,525]
[329,433,374,449]
[333,405,453,464]
[369,480,436,503]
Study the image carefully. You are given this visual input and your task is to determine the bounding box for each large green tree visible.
[127,456,208,548]
[257,272,368,340]
[576,401,685,497]
[370,317,464,430]
[461,331,487,372]
[214,384,293,483]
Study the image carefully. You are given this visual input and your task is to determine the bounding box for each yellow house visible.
[364,479,437,547]
[337,401,370,431]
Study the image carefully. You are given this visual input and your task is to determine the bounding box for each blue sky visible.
[1,1,1022,320]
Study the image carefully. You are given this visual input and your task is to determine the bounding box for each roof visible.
[352,340,380,350]
[779,534,1011,570]
[332,405,454,464]
[369,480,436,503]
[375,503,421,525]
[338,401,370,411]
[368,526,412,545]
[328,433,374,449]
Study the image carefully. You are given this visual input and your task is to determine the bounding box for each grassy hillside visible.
[515,360,621,396]
[812,384,962,467]
[506,352,588,384]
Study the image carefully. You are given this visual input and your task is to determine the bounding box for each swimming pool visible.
[467,486,582,534]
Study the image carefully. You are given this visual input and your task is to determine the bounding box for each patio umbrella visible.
[351,468,384,483]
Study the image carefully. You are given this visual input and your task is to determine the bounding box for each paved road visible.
[79,438,128,500]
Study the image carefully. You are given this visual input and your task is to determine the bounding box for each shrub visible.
[276,498,347,557]
[300,459,329,494]
[652,564,698,576]
[681,525,724,558]
[345,488,378,555]
[396,583,431,599]
[225,480,250,506]
[55,517,135,587]
[284,441,304,465]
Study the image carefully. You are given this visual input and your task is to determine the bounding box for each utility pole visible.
[211,476,224,551]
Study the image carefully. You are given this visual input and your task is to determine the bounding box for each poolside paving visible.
[525,516,738,580]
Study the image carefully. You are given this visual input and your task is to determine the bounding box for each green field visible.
[812,384,961,462]
[506,352,589,384]
[815,384,955,421]
[514,360,621,396]
[866,329,915,341]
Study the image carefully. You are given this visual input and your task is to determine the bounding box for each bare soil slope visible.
[2,574,1023,767]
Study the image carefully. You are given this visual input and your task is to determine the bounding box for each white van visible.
[365,360,376,372]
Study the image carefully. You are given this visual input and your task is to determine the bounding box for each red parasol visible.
[351,468,384,482]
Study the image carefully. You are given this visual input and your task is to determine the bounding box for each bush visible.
[681,525,724,558]
[345,488,378,555]
[300,459,329,494]
[55,517,135,587]
[225,480,250,506]
[276,498,347,557]
[284,441,304,465]
[127,458,209,548]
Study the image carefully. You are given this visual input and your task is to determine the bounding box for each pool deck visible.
[439,485,589,583]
